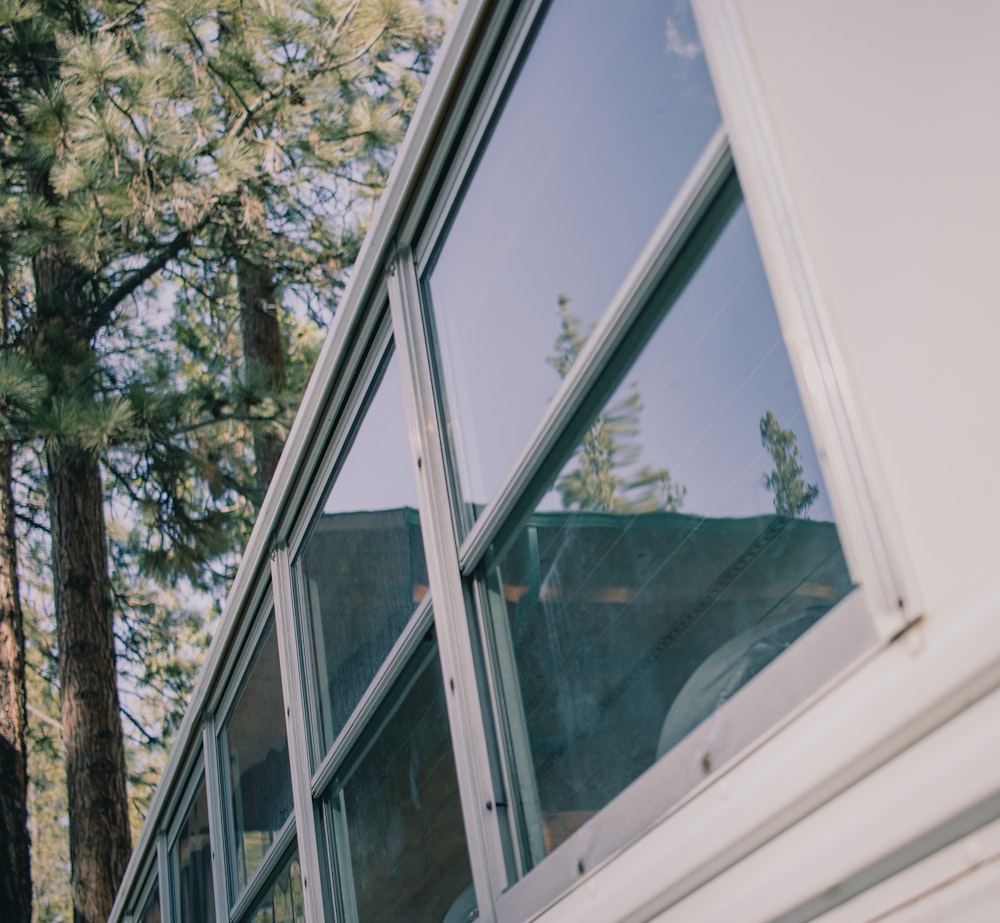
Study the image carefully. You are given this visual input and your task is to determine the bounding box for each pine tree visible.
[0,427,32,923]
[548,295,686,513]
[759,410,819,518]
[0,0,448,921]
[0,1,447,919]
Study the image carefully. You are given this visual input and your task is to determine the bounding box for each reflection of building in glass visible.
[306,505,849,845]
[111,2,1000,922]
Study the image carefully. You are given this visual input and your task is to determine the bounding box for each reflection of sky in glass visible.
[427,0,720,509]
[541,204,834,522]
[323,354,418,514]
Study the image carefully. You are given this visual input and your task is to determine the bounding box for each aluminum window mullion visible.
[454,127,734,572]
[271,543,330,923]
[156,833,171,923]
[388,245,513,918]
[202,719,231,923]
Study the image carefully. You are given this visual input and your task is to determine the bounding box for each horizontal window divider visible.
[310,598,436,799]
[457,126,734,574]
[228,815,297,923]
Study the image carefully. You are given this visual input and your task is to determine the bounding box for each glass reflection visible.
[486,204,853,861]
[174,777,215,923]
[138,884,160,923]
[330,643,474,923]
[297,353,426,757]
[427,0,720,512]
[222,620,294,893]
[245,852,304,923]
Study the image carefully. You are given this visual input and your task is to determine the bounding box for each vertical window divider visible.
[387,244,513,916]
[271,541,329,923]
[202,719,230,923]
[156,833,171,923]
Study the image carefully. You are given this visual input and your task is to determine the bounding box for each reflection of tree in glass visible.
[548,295,686,513]
[760,410,818,517]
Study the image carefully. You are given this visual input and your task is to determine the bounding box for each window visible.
[413,0,865,902]
[323,639,474,922]
[289,335,475,920]
[296,352,427,760]
[242,850,303,923]
[135,872,161,923]
[426,0,720,519]
[171,773,215,923]
[476,199,852,868]
[219,618,294,898]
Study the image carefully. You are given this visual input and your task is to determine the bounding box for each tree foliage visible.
[759,410,819,518]
[0,0,449,919]
[548,295,686,514]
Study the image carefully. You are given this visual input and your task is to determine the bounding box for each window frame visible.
[387,0,901,915]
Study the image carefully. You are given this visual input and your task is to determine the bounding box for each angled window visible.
[323,635,474,923]
[426,0,721,523]
[295,349,427,762]
[219,618,294,900]
[411,0,871,907]
[134,869,161,923]
[476,197,853,867]
[170,771,215,923]
[240,849,303,923]
[289,333,475,920]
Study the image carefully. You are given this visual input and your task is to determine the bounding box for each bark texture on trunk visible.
[0,440,32,923]
[237,254,286,492]
[48,444,130,923]
[20,10,132,921]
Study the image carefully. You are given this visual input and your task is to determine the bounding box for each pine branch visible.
[99,224,199,322]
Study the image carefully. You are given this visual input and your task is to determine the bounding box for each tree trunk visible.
[0,440,31,923]
[20,10,133,916]
[237,254,286,493]
[47,442,130,923]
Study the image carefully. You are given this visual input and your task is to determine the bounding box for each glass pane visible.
[222,620,294,893]
[297,354,426,756]
[174,777,215,923]
[330,646,474,923]
[427,0,720,511]
[245,851,304,923]
[138,884,160,923]
[486,203,854,863]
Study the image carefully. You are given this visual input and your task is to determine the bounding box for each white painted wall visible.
[716,0,1000,616]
